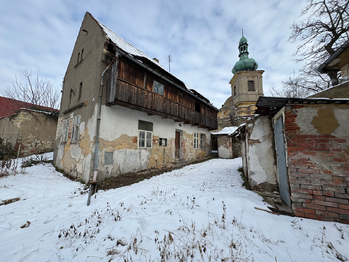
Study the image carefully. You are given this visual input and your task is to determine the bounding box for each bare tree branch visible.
[3,70,60,109]
[286,0,349,92]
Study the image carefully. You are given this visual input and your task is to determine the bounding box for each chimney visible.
[153,58,159,63]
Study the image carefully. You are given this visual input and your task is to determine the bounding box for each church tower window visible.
[248,81,255,91]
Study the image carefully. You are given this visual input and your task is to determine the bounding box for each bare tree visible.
[288,0,349,92]
[4,70,60,109]
[270,74,309,98]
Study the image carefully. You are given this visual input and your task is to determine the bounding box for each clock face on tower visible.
[153,80,164,96]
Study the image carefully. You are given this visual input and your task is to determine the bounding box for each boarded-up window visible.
[248,81,255,91]
[105,152,113,165]
[138,120,153,131]
[71,115,81,143]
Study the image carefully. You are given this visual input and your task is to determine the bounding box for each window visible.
[76,49,84,65]
[248,81,255,91]
[195,102,201,113]
[200,133,206,150]
[62,119,70,142]
[193,133,199,149]
[139,130,152,148]
[69,89,73,104]
[138,120,153,148]
[159,138,167,146]
[233,85,237,96]
[78,82,82,100]
[153,80,164,96]
[71,115,81,143]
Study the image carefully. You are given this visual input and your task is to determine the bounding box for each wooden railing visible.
[107,79,217,130]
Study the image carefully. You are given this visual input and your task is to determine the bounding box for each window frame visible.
[200,133,206,150]
[138,130,153,148]
[62,118,70,143]
[78,82,82,100]
[153,80,164,96]
[248,80,255,91]
[71,115,81,143]
[138,120,153,148]
[193,133,199,149]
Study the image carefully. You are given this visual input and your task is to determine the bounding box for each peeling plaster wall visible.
[246,116,276,189]
[53,13,213,183]
[217,135,232,158]
[285,104,349,223]
[0,117,18,146]
[0,110,57,156]
[55,104,212,183]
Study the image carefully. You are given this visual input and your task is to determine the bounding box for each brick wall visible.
[285,105,349,223]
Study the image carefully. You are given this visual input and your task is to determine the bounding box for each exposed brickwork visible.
[285,105,349,224]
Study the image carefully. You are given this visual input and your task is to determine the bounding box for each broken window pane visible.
[153,80,164,96]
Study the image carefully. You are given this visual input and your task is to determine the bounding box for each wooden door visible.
[175,131,180,159]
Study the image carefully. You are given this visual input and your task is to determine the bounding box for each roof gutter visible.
[318,40,349,73]
[111,44,218,111]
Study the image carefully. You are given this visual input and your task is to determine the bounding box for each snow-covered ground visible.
[1,153,348,262]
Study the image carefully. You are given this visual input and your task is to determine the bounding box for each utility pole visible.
[168,55,171,72]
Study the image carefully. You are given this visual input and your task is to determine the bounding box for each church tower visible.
[218,33,264,128]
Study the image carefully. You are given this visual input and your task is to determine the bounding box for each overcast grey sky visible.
[0,0,308,108]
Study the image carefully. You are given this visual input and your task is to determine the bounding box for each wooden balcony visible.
[106,79,217,130]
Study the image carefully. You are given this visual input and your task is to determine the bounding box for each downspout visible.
[92,56,117,182]
[87,55,116,206]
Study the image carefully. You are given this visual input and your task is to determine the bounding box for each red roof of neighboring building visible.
[0,96,58,118]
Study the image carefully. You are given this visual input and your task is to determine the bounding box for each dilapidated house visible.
[235,39,349,223]
[0,96,58,157]
[53,12,218,183]
[236,98,349,223]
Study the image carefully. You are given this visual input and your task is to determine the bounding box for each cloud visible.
[0,0,308,107]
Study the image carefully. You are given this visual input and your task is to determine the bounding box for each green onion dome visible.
[232,34,258,74]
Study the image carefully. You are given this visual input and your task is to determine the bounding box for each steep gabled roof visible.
[0,96,58,118]
[88,12,217,110]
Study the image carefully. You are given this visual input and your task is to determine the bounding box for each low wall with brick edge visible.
[284,104,349,224]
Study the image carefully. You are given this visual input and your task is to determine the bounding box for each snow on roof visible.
[306,79,349,98]
[212,126,239,135]
[93,13,217,110]
[96,19,167,71]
